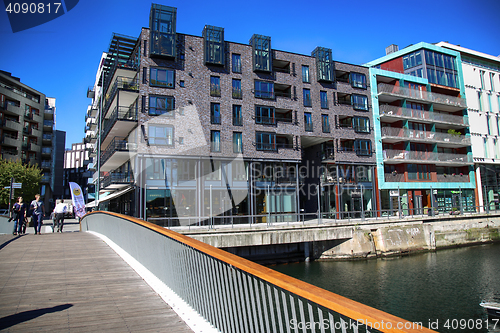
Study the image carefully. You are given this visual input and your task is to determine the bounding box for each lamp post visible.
[95,68,103,209]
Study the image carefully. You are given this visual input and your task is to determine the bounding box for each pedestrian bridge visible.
[0,212,436,332]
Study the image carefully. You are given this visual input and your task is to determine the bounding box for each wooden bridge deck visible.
[0,231,193,332]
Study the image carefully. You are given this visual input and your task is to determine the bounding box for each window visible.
[203,25,224,65]
[233,105,243,126]
[149,4,176,57]
[312,47,334,82]
[210,76,221,97]
[232,54,242,73]
[478,92,483,112]
[353,117,370,133]
[179,80,184,87]
[403,51,422,69]
[302,65,310,83]
[480,70,485,89]
[350,72,367,89]
[150,68,175,88]
[303,88,312,107]
[304,112,313,132]
[142,68,147,84]
[256,132,276,151]
[250,34,271,72]
[320,91,328,109]
[211,103,221,124]
[232,79,242,99]
[149,96,175,116]
[255,106,275,125]
[210,130,221,152]
[354,139,371,156]
[407,164,431,180]
[233,132,243,153]
[352,94,368,111]
[322,114,330,133]
[254,80,274,99]
[149,125,173,145]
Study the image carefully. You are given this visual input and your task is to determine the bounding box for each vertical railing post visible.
[210,185,213,229]
[317,184,321,224]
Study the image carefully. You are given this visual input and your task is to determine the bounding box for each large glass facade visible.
[312,47,334,82]
[250,34,271,72]
[149,4,176,57]
[203,25,224,65]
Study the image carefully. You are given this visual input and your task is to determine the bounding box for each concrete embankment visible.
[319,216,500,260]
[181,214,500,263]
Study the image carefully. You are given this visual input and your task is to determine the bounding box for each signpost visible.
[6,179,22,217]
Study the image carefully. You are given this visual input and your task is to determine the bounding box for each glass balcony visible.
[383,149,473,165]
[381,127,471,146]
[379,104,468,126]
[41,147,52,155]
[377,83,466,109]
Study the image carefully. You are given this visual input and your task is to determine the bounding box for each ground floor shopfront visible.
[379,188,476,216]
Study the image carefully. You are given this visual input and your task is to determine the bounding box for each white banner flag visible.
[69,182,86,218]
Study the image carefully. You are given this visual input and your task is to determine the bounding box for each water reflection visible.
[273,243,500,332]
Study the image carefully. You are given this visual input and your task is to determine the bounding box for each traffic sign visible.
[12,183,22,189]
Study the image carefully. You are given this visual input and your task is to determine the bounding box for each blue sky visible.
[1,0,499,149]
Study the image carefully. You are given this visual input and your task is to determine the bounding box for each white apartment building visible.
[437,42,500,210]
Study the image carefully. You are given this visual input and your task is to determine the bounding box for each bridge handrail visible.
[81,211,435,333]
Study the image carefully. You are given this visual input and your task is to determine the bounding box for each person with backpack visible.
[11,197,26,235]
[30,194,45,235]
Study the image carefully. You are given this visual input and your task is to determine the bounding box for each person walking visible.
[52,199,67,233]
[12,197,26,235]
[30,194,45,235]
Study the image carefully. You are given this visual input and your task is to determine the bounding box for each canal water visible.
[273,243,500,332]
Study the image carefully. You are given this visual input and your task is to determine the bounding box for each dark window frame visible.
[150,67,175,88]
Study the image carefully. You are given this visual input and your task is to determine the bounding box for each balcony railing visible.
[436,174,470,182]
[381,127,471,145]
[103,59,139,94]
[101,172,134,189]
[255,142,294,151]
[383,149,473,165]
[100,137,136,166]
[384,173,405,182]
[254,90,274,99]
[303,96,312,107]
[379,104,469,126]
[377,83,466,108]
[41,147,52,155]
[41,161,51,169]
[103,77,139,113]
[0,81,40,103]
[305,123,313,132]
[4,119,22,132]
[42,133,52,141]
[232,88,242,99]
[101,105,138,142]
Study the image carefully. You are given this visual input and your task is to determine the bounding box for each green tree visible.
[0,159,42,207]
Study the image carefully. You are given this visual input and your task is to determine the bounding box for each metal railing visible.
[103,77,139,113]
[101,172,133,189]
[100,136,135,166]
[82,211,436,333]
[379,104,469,126]
[101,105,138,143]
[381,127,470,145]
[377,83,466,108]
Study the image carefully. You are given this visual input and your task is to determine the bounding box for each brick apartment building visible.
[87,4,376,223]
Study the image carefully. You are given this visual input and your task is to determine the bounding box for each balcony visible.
[41,161,51,169]
[377,83,466,111]
[87,86,95,99]
[384,173,405,182]
[436,174,470,182]
[103,77,139,116]
[41,147,52,155]
[29,143,41,153]
[44,106,54,120]
[101,105,138,148]
[383,149,473,166]
[101,171,134,190]
[1,101,21,116]
[381,127,471,147]
[100,137,137,172]
[41,175,51,183]
[379,104,468,127]
[2,134,18,147]
[42,133,52,142]
[43,120,54,131]
[1,151,18,161]
[4,119,22,132]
